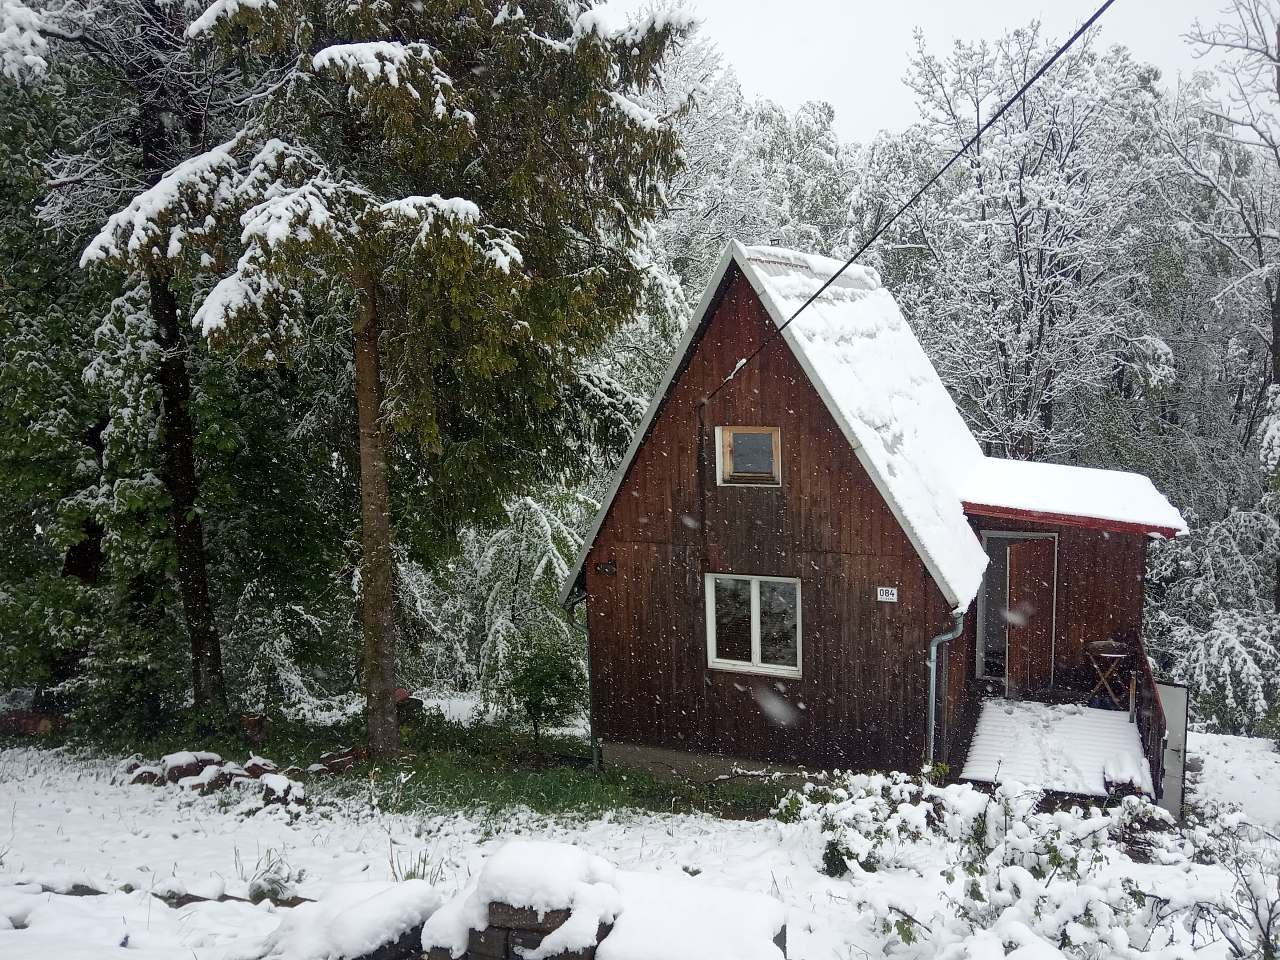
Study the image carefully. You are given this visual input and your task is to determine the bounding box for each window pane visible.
[759,580,799,668]
[713,577,752,663]
[731,431,775,477]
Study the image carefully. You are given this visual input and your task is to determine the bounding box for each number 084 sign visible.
[877,586,898,603]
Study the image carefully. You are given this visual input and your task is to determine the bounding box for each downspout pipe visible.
[926,610,967,768]
[564,586,601,770]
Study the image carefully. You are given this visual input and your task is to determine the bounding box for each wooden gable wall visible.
[584,269,954,770]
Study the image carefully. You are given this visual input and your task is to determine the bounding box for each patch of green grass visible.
[338,750,783,820]
[9,708,786,821]
[331,712,786,820]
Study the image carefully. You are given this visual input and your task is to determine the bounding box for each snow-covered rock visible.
[260,773,305,806]
[246,880,441,960]
[423,840,785,960]
[128,763,163,786]
[160,750,221,783]
[245,755,279,778]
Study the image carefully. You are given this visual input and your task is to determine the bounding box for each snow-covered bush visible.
[777,770,1169,878]
[777,772,1181,958]
[1212,835,1280,960]
[1146,499,1280,735]
[923,791,1177,960]
[56,614,191,738]
[773,770,952,874]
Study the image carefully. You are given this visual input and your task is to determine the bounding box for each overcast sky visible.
[600,0,1220,142]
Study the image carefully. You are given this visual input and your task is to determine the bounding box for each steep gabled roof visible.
[561,241,1186,612]
[740,244,990,609]
[561,241,989,611]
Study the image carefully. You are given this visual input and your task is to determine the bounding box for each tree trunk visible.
[61,417,107,584]
[1272,284,1280,613]
[149,273,225,714]
[353,270,400,757]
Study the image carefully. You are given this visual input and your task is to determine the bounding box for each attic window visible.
[716,426,781,486]
[705,574,801,678]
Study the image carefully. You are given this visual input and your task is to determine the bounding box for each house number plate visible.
[877,586,898,603]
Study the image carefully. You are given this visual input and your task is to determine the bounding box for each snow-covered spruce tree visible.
[178,1,689,754]
[2,0,377,733]
[1,29,209,731]
[6,0,243,715]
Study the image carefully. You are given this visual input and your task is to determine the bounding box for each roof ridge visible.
[741,244,880,290]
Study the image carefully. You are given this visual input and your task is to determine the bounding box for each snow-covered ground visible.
[0,746,858,959]
[1188,730,1280,828]
[0,732,1276,959]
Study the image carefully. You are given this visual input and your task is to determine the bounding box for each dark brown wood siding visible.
[938,514,1149,765]
[585,270,954,770]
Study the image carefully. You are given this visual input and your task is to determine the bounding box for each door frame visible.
[976,531,1059,691]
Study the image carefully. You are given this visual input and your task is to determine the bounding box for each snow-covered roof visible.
[736,244,988,609]
[561,241,1186,611]
[959,456,1188,538]
[961,700,1154,796]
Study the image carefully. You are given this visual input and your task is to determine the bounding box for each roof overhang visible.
[962,501,1183,540]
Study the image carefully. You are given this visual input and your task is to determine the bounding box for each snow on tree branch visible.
[192,251,301,338]
[188,137,524,340]
[80,137,243,270]
[572,6,698,46]
[0,0,47,82]
[311,41,452,109]
[379,195,522,273]
[186,0,280,39]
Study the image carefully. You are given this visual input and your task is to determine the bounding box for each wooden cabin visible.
[560,242,1186,799]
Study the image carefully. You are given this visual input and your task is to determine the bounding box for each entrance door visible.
[978,533,1057,696]
[1006,538,1056,695]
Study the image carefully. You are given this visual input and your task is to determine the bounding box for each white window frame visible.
[714,426,782,487]
[704,573,802,678]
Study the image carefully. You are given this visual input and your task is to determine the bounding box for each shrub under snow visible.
[775,771,1194,959]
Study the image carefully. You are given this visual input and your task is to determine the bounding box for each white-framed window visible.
[704,573,802,678]
[714,426,781,486]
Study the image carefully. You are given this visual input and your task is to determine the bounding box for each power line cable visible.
[703,0,1119,405]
